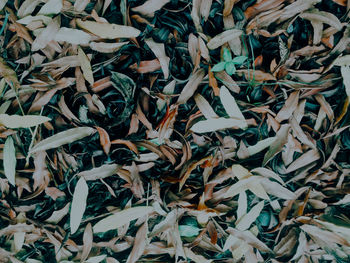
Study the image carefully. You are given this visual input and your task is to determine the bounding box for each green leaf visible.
[4,136,16,186]
[0,114,50,129]
[30,127,95,154]
[179,225,201,237]
[232,56,248,65]
[223,48,232,62]
[211,62,226,72]
[70,177,89,234]
[225,62,236,75]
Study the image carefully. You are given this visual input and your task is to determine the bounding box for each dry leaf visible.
[70,177,89,234]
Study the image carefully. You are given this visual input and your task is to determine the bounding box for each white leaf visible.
[236,201,264,231]
[177,69,205,104]
[30,127,95,154]
[191,117,247,133]
[45,203,70,224]
[76,19,140,39]
[93,206,154,233]
[14,231,25,252]
[334,55,350,67]
[220,86,247,127]
[89,42,128,53]
[70,177,89,234]
[0,114,50,129]
[145,39,170,79]
[38,0,62,15]
[237,191,247,221]
[78,164,120,181]
[54,28,91,45]
[17,15,52,25]
[4,136,16,186]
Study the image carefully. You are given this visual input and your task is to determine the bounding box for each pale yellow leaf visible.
[76,19,140,39]
[70,177,89,234]
[0,114,50,129]
[78,47,94,86]
[132,0,171,17]
[4,137,16,186]
[38,0,62,15]
[194,94,219,119]
[220,86,247,128]
[45,203,70,224]
[13,232,25,252]
[30,127,95,154]
[177,69,205,104]
[89,42,128,53]
[191,117,247,133]
[145,39,170,79]
[55,28,91,45]
[93,206,154,233]
[207,29,242,50]
[247,137,276,156]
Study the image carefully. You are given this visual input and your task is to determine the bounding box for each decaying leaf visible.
[3,136,16,186]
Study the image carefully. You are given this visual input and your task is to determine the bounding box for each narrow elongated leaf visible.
[260,179,296,199]
[30,127,95,154]
[207,29,242,50]
[93,206,154,233]
[54,28,91,45]
[191,117,247,133]
[132,0,170,17]
[32,16,60,51]
[4,136,16,186]
[145,39,170,79]
[78,47,94,86]
[299,9,343,30]
[263,124,290,166]
[76,19,140,39]
[78,164,120,181]
[220,86,247,127]
[126,222,148,263]
[38,0,62,15]
[247,137,276,156]
[194,94,219,119]
[236,201,264,231]
[0,114,50,128]
[0,57,21,91]
[177,69,205,104]
[70,177,89,234]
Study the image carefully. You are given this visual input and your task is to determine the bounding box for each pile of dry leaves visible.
[0,0,350,262]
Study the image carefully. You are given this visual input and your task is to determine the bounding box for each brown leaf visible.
[81,223,93,262]
[126,222,148,263]
[275,91,300,123]
[0,57,21,91]
[129,59,161,73]
[95,127,111,155]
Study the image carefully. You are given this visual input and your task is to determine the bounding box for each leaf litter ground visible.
[0,0,350,262]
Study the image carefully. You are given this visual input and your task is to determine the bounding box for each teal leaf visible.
[211,62,226,72]
[225,62,236,75]
[223,48,232,62]
[179,225,201,237]
[4,136,16,186]
[232,56,248,65]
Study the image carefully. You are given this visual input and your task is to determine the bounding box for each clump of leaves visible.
[211,48,247,75]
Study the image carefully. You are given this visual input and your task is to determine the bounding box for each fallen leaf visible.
[207,29,242,50]
[220,86,247,127]
[145,39,170,79]
[78,47,94,86]
[126,222,148,263]
[4,136,16,186]
[70,177,89,234]
[275,91,300,122]
[38,0,62,15]
[0,114,50,129]
[177,69,205,104]
[54,28,91,45]
[76,19,140,39]
[30,127,95,154]
[194,94,219,119]
[95,127,111,155]
[78,164,120,181]
[132,0,170,17]
[93,206,154,233]
[191,117,247,133]
[32,16,60,51]
[236,201,264,231]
